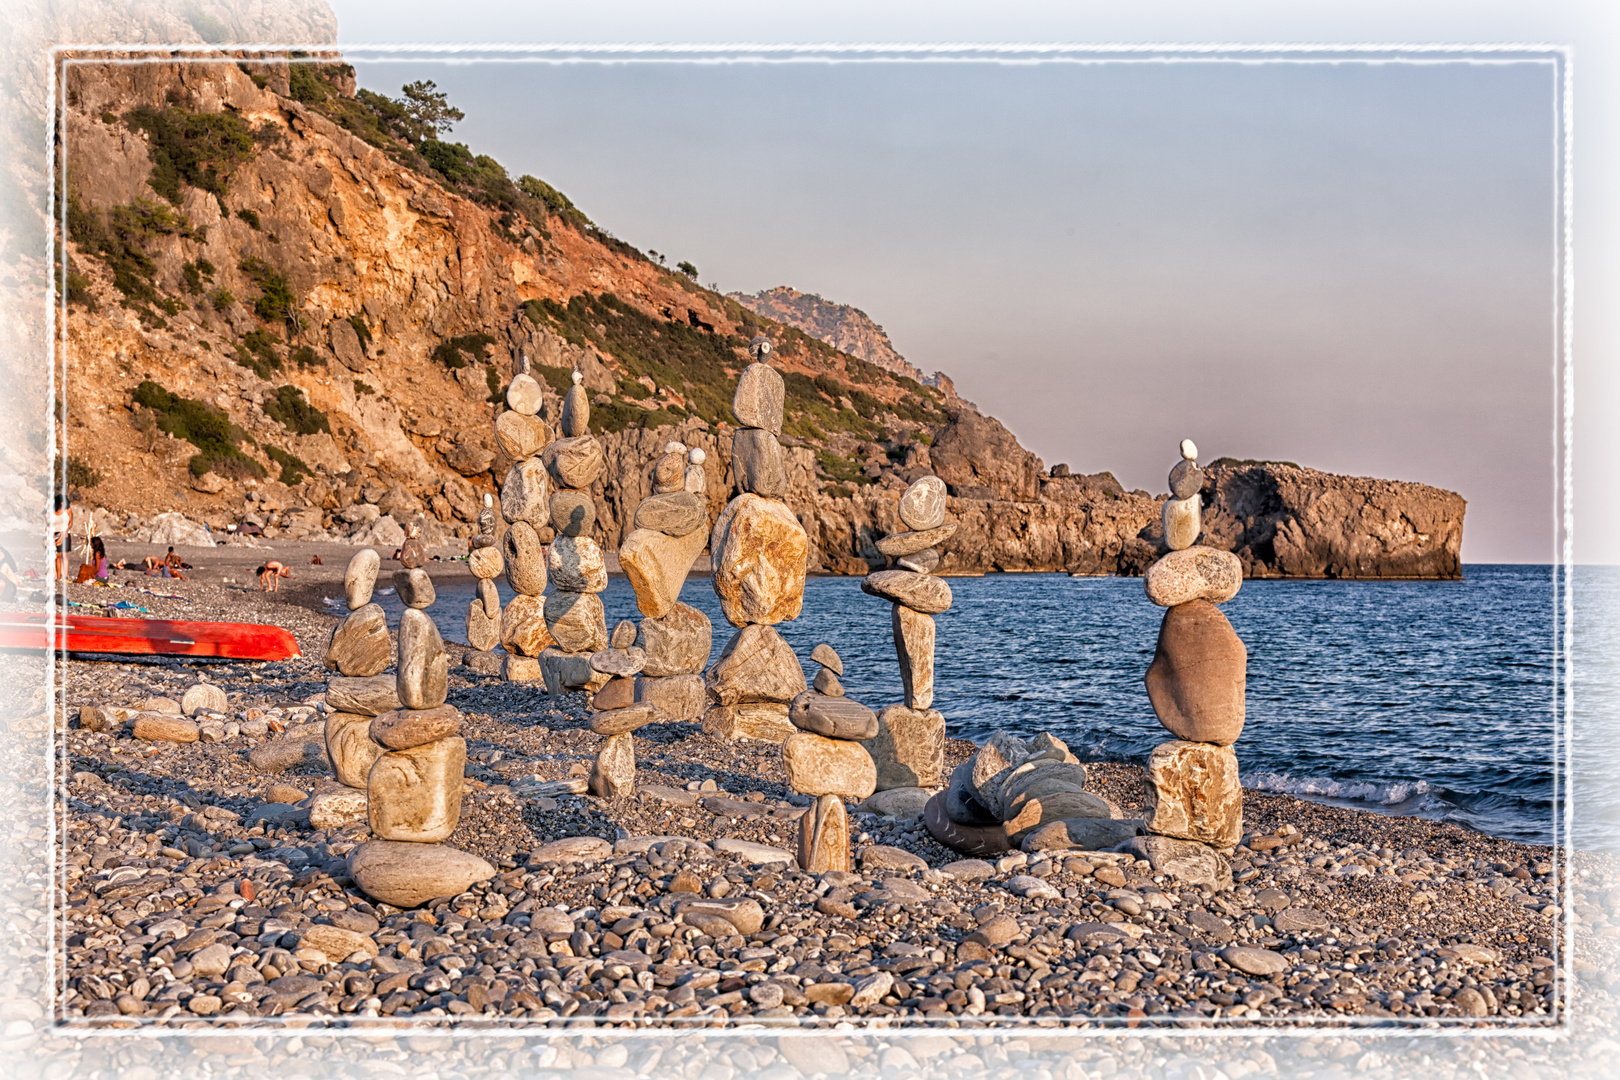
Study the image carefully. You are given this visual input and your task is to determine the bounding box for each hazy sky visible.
[343,51,1556,562]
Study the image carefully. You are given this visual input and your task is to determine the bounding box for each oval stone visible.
[396,608,449,710]
[732,361,784,433]
[543,435,605,491]
[326,675,402,717]
[468,543,503,580]
[810,642,843,675]
[898,475,948,531]
[1162,494,1201,551]
[326,711,385,788]
[897,547,940,574]
[651,452,685,493]
[731,428,786,498]
[544,590,608,653]
[500,457,551,528]
[344,548,380,610]
[861,569,953,614]
[370,703,463,750]
[788,690,878,740]
[505,372,544,415]
[634,491,706,537]
[391,568,435,610]
[549,489,595,538]
[561,382,590,437]
[1169,459,1205,500]
[589,702,658,736]
[590,646,647,677]
[1145,599,1246,744]
[1144,546,1242,607]
[1220,946,1289,976]
[348,840,495,909]
[874,522,958,558]
[782,731,877,799]
[495,409,550,460]
[502,521,548,597]
[547,535,608,593]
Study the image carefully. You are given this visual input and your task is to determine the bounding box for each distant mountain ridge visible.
[729,285,956,399]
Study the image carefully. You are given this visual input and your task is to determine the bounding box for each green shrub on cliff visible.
[123,106,256,205]
[131,380,264,479]
[263,385,330,436]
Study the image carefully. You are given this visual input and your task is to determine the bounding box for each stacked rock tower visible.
[618,440,714,721]
[319,548,394,828]
[859,475,953,790]
[784,643,878,872]
[585,620,654,797]
[539,371,612,696]
[464,493,504,665]
[702,336,812,741]
[489,361,554,682]
[1140,439,1248,851]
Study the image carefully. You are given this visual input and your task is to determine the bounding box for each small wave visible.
[321,596,347,611]
[1245,771,1431,806]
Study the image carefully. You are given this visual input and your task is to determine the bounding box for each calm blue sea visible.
[353,563,1620,851]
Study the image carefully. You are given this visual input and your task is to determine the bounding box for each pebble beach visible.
[24,546,1618,1050]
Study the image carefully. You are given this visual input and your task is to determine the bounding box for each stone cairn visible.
[463,492,504,673]
[784,643,879,872]
[537,371,611,697]
[328,548,496,907]
[858,474,954,791]
[701,336,812,742]
[1139,438,1248,857]
[316,548,393,830]
[585,440,717,797]
[617,437,714,721]
[487,361,555,683]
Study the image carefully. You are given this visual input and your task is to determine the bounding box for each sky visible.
[317,1,1620,567]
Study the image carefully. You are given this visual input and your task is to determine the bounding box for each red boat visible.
[0,612,300,660]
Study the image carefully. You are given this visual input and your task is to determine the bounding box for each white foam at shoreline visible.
[1244,770,1432,806]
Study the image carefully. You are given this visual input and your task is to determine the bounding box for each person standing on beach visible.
[258,561,290,592]
[50,494,73,581]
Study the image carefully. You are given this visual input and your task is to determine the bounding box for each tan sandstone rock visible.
[866,704,945,790]
[706,624,806,705]
[500,593,553,658]
[782,731,877,799]
[367,737,466,843]
[701,703,795,742]
[348,841,496,908]
[892,605,936,710]
[1144,546,1243,607]
[1144,739,1243,848]
[797,794,851,874]
[325,711,385,789]
[619,525,708,618]
[544,591,608,654]
[710,494,808,627]
[547,535,608,593]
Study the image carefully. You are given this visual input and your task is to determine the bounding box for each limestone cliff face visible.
[728,285,943,391]
[56,53,1465,581]
[1199,462,1465,580]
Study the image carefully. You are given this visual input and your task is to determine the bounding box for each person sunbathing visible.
[257,561,291,592]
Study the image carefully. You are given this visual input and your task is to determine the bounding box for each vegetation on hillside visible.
[263,385,330,436]
[132,381,264,479]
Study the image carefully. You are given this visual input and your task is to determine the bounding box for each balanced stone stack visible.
[923,730,1141,856]
[345,556,495,908]
[860,474,953,790]
[702,336,811,742]
[538,371,611,697]
[617,440,713,721]
[464,494,505,673]
[585,621,657,798]
[1140,438,1248,852]
[320,548,394,829]
[784,643,878,873]
[490,363,555,683]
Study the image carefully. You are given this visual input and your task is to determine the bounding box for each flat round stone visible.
[589,703,658,735]
[370,703,463,750]
[506,373,544,415]
[1220,946,1289,976]
[874,523,958,557]
[788,690,878,740]
[590,646,647,677]
[861,569,953,614]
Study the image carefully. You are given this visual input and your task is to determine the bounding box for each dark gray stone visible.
[789,690,878,740]
[731,428,786,498]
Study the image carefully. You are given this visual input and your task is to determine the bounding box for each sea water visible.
[356,563,1620,851]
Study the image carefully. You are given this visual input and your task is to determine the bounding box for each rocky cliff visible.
[728,285,952,395]
[55,52,1464,580]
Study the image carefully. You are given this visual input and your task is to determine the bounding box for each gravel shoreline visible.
[30,556,1620,1041]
